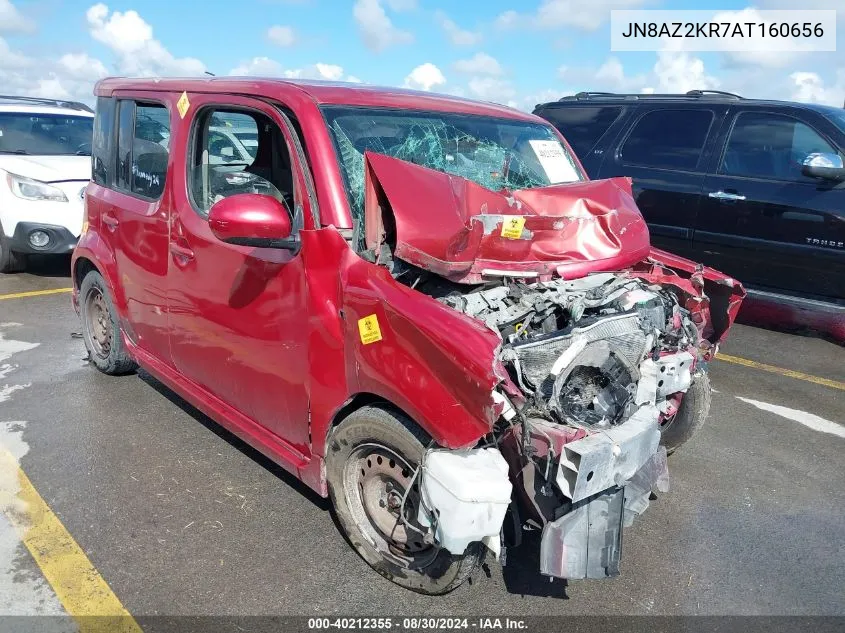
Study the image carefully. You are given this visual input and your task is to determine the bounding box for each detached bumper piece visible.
[540,487,624,579]
[539,446,669,579]
[10,222,78,255]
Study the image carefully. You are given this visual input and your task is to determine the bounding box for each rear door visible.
[599,105,729,260]
[697,107,845,300]
[103,95,173,362]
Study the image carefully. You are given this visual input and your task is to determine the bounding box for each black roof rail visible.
[0,95,94,113]
[554,90,743,103]
[685,89,743,99]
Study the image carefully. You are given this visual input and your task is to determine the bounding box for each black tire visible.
[660,371,712,455]
[0,223,26,273]
[79,270,137,375]
[326,405,485,595]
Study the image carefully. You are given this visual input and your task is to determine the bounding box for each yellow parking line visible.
[0,287,73,301]
[5,454,142,633]
[715,353,845,391]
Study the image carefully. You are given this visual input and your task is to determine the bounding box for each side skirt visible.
[125,336,328,497]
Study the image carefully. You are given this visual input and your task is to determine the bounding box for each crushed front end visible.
[438,271,709,579]
[356,152,745,582]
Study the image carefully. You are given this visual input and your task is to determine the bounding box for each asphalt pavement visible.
[1,255,843,620]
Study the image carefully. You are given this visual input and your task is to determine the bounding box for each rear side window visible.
[115,100,170,199]
[620,109,713,171]
[540,106,624,157]
[92,97,115,185]
[720,111,841,182]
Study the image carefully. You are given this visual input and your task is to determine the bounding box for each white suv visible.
[0,96,94,273]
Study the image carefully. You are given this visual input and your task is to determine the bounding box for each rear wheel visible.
[0,223,26,273]
[79,270,137,375]
[659,371,712,454]
[326,405,484,594]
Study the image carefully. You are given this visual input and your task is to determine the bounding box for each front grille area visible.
[512,313,647,394]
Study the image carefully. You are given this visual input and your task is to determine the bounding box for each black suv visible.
[534,91,845,318]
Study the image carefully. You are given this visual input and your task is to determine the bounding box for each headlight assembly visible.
[5,172,69,202]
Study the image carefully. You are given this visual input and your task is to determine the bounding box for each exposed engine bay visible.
[357,152,744,583]
[406,270,702,579]
[439,273,699,429]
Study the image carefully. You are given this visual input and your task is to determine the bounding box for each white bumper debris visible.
[417,448,513,556]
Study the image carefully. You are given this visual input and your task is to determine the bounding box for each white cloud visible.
[467,77,516,105]
[495,0,651,32]
[651,50,719,94]
[229,56,283,76]
[404,63,446,91]
[789,70,845,106]
[58,53,109,80]
[0,36,31,69]
[385,0,416,10]
[453,52,502,76]
[85,3,205,76]
[557,51,716,97]
[435,10,482,47]
[229,58,356,83]
[353,0,413,52]
[267,25,297,47]
[0,0,34,33]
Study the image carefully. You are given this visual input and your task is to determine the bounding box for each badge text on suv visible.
[535,90,845,339]
[73,78,743,593]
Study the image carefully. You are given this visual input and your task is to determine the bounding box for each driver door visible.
[167,94,313,457]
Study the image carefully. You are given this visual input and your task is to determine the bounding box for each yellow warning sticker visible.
[177,91,190,119]
[501,216,526,239]
[358,314,383,345]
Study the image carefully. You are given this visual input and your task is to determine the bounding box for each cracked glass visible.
[322,107,583,222]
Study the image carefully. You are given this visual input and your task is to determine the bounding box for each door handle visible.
[102,214,119,230]
[708,190,746,201]
[169,243,195,261]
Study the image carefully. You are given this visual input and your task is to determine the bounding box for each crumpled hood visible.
[364,152,651,283]
[0,155,91,183]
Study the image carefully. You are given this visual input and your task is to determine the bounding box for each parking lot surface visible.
[1,257,843,620]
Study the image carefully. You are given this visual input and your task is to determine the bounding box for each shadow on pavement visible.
[23,254,72,278]
[136,369,331,513]
[500,531,569,599]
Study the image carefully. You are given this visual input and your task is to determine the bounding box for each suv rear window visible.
[116,101,170,200]
[620,109,713,171]
[539,106,624,158]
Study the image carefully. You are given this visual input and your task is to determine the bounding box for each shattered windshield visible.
[322,106,584,221]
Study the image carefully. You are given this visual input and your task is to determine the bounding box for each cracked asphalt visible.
[1,255,843,618]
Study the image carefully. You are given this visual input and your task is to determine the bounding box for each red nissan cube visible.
[73,78,744,594]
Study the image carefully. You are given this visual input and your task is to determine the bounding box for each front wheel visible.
[659,371,712,455]
[326,405,485,595]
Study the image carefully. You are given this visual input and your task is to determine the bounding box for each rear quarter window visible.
[92,97,115,186]
[538,105,625,158]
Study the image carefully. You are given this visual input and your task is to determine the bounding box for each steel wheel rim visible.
[342,443,436,569]
[84,287,112,359]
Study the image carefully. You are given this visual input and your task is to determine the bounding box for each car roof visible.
[0,95,94,116]
[535,90,843,114]
[95,77,540,123]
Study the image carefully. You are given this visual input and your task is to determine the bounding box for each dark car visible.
[534,91,845,339]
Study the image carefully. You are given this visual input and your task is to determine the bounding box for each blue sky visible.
[0,0,842,109]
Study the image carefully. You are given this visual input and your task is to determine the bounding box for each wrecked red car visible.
[72,78,745,594]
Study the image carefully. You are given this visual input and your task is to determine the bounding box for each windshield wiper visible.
[0,149,29,155]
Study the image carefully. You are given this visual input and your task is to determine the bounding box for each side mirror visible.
[208,193,295,249]
[801,152,845,182]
